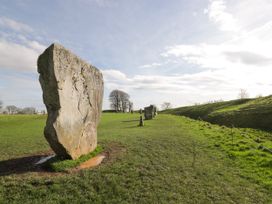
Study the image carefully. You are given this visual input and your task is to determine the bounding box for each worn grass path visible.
[0,113,271,203]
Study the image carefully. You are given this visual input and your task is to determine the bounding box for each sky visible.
[0,0,272,110]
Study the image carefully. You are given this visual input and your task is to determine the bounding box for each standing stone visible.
[153,106,158,117]
[139,116,144,126]
[144,105,157,120]
[38,43,104,160]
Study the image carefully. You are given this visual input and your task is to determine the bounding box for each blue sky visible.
[1,0,272,110]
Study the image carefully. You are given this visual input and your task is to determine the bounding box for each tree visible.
[161,102,172,110]
[109,90,130,112]
[128,101,133,113]
[120,92,130,112]
[109,89,121,112]
[238,89,249,99]
[6,105,19,114]
[19,107,36,114]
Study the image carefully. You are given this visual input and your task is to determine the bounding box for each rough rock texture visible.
[144,105,157,120]
[38,43,104,160]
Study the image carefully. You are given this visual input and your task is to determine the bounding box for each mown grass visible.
[0,114,48,160]
[0,113,272,203]
[162,95,272,131]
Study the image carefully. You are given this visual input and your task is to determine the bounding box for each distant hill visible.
[161,95,272,131]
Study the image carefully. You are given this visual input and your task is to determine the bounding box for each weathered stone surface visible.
[144,105,157,120]
[38,43,104,160]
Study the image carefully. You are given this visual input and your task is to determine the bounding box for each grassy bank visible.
[162,95,272,131]
[0,113,271,203]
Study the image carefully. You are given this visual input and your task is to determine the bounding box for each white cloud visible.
[102,69,240,94]
[205,0,239,32]
[232,0,272,32]
[102,69,129,81]
[27,40,47,53]
[0,16,46,72]
[139,62,162,69]
[0,39,46,71]
[161,38,272,70]
[0,16,33,33]
[162,0,272,71]
[101,67,272,108]
[144,0,272,104]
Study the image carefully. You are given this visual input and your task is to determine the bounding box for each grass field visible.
[0,113,272,203]
[162,95,272,131]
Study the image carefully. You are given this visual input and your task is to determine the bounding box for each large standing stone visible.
[144,105,157,120]
[38,43,104,160]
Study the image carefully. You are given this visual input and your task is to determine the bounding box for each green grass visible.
[0,113,272,203]
[45,145,103,172]
[162,95,272,131]
[0,114,48,160]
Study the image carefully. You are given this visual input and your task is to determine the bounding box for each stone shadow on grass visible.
[122,119,139,123]
[0,142,126,177]
[0,153,56,176]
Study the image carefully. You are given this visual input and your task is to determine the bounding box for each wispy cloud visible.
[223,51,272,66]
[0,16,33,33]
[102,68,268,94]
[102,66,272,107]
[161,39,272,70]
[204,0,239,32]
[0,17,46,72]
[139,62,162,69]
[161,0,272,71]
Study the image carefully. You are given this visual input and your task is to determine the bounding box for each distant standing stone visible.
[38,43,104,160]
[144,105,157,120]
[139,116,144,126]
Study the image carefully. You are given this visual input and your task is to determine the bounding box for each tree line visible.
[0,101,41,114]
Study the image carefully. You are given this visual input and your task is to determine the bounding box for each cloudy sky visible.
[0,0,272,110]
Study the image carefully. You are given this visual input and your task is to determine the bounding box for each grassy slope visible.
[162,95,272,131]
[0,114,271,203]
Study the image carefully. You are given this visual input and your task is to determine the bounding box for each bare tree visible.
[120,93,129,112]
[128,101,133,113]
[238,89,249,99]
[109,90,130,112]
[6,105,19,114]
[109,90,121,112]
[161,102,172,110]
[19,107,36,114]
